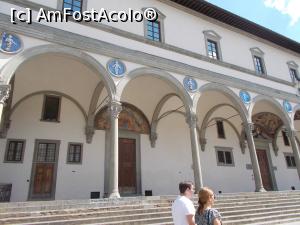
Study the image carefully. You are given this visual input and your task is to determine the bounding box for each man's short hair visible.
[179,181,194,194]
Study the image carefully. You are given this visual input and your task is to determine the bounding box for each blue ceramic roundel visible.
[107,59,126,77]
[239,90,251,104]
[283,100,292,113]
[0,32,22,54]
[183,77,198,92]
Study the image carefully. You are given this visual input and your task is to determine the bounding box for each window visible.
[287,61,299,84]
[4,139,25,162]
[203,30,222,60]
[67,143,82,164]
[216,120,225,139]
[143,8,165,43]
[63,0,82,12]
[254,56,265,74]
[282,131,290,146]
[215,147,234,166]
[250,47,266,76]
[37,143,57,162]
[207,40,219,60]
[284,153,296,168]
[42,95,61,122]
[146,20,161,42]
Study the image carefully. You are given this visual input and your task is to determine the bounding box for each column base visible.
[109,191,120,198]
[255,187,266,192]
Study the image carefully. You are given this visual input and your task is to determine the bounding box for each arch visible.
[198,83,249,123]
[150,108,201,147]
[199,104,245,152]
[0,44,116,99]
[95,102,150,134]
[86,81,106,143]
[199,103,244,151]
[116,67,193,115]
[9,90,87,121]
[150,93,181,147]
[292,104,300,122]
[272,125,284,156]
[249,95,291,128]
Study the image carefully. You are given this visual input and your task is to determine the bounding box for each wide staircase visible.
[0,191,300,225]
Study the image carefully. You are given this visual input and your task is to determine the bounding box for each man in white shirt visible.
[172,181,196,225]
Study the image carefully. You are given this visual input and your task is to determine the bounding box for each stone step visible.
[10,212,173,225]
[1,194,300,214]
[0,206,171,223]
[1,190,299,209]
[220,204,300,217]
[223,212,300,225]
[223,208,300,222]
[3,203,300,225]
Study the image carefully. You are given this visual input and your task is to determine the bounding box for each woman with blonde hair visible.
[195,187,222,225]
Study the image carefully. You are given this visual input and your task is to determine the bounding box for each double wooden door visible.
[119,138,137,195]
[256,149,273,191]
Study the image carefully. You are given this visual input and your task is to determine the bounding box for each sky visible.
[205,0,300,43]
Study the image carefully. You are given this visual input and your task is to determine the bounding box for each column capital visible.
[186,113,198,128]
[243,122,254,132]
[284,128,295,138]
[0,85,10,104]
[109,100,122,119]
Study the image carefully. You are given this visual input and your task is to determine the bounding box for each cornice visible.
[0,0,295,87]
[0,12,299,103]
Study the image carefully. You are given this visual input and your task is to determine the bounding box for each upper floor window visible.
[287,61,299,84]
[254,56,265,74]
[203,30,222,61]
[58,0,87,12]
[143,8,165,43]
[284,153,296,168]
[4,139,25,163]
[146,20,161,42]
[42,95,61,122]
[216,120,225,139]
[67,143,83,164]
[207,40,219,60]
[63,0,82,12]
[250,47,266,76]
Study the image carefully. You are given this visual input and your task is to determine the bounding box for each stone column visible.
[0,85,10,123]
[244,122,265,192]
[186,113,203,191]
[286,129,300,180]
[108,100,122,198]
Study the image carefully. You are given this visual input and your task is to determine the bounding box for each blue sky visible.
[206,0,300,43]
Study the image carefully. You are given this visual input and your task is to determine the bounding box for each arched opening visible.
[196,84,250,193]
[114,68,193,195]
[250,96,294,191]
[0,46,114,201]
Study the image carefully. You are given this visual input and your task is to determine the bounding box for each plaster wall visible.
[0,0,299,93]
[0,95,106,202]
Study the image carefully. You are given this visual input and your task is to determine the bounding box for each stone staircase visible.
[0,191,300,225]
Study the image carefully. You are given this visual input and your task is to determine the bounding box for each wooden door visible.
[256,149,273,191]
[119,138,136,194]
[33,164,54,194]
[29,141,59,200]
